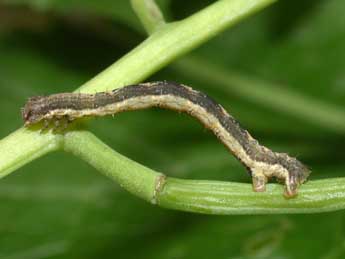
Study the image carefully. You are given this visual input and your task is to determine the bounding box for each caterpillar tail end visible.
[251,164,311,198]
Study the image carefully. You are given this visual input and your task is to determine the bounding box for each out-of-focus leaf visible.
[2,0,172,31]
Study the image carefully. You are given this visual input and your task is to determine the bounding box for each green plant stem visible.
[63,130,345,214]
[157,178,345,214]
[0,127,63,179]
[130,0,166,34]
[63,130,162,203]
[175,57,345,134]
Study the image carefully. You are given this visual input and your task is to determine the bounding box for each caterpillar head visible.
[21,96,46,126]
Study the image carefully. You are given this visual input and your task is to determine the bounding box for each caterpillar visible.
[22,81,310,197]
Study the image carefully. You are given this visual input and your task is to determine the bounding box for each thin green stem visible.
[131,0,166,34]
[175,57,345,134]
[63,130,345,214]
[157,178,345,214]
[63,130,162,203]
[0,127,63,179]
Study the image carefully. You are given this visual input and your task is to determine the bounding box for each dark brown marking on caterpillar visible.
[22,81,310,197]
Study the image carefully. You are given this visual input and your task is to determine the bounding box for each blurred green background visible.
[0,0,345,258]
